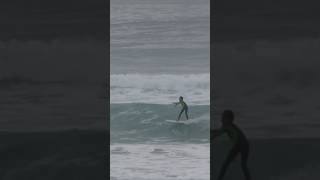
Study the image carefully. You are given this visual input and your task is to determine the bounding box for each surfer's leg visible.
[218,148,239,180]
[185,107,189,120]
[241,146,251,180]
[178,109,184,121]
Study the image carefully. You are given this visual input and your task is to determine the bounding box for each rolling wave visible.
[110,103,210,143]
[110,73,210,105]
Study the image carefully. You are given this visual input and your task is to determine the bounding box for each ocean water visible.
[212,38,320,139]
[110,0,210,74]
[110,81,210,180]
[0,81,106,131]
[110,74,210,179]
[111,74,209,105]
[111,103,210,143]
[110,0,210,179]
[111,143,210,180]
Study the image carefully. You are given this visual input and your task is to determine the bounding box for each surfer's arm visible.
[173,102,181,106]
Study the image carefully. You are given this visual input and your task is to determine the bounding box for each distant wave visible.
[110,73,209,105]
[110,103,210,143]
[0,39,105,83]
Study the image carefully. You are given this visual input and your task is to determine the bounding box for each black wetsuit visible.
[218,124,251,180]
[178,101,188,120]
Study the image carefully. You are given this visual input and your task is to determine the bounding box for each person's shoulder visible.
[231,124,241,130]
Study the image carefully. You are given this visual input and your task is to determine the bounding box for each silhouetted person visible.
[173,96,189,121]
[212,110,251,180]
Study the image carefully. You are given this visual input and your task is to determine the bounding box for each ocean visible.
[110,0,210,179]
[110,75,210,180]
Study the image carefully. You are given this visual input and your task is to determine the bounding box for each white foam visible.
[111,73,209,105]
[110,143,209,180]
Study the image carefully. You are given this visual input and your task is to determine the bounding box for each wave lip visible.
[110,73,210,105]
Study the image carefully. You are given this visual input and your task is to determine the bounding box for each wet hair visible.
[222,110,234,123]
[179,96,183,100]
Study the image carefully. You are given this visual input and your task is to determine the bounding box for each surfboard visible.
[165,120,188,124]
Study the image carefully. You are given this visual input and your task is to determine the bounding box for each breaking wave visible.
[110,73,210,105]
[110,103,210,143]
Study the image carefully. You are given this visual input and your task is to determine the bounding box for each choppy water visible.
[111,143,209,180]
[111,103,209,143]
[110,0,210,74]
[110,102,210,180]
[0,82,105,131]
[110,0,210,179]
[111,73,209,105]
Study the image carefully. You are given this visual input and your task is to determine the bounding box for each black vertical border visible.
[107,0,111,178]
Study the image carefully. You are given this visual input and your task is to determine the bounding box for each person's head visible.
[222,110,234,125]
[179,96,183,101]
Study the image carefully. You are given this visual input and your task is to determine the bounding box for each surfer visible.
[174,96,189,121]
[212,110,251,180]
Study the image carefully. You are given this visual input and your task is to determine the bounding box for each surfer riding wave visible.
[174,96,189,121]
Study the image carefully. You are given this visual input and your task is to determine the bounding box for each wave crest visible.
[111,73,209,105]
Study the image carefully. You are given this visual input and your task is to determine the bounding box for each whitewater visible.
[110,73,210,143]
[110,0,210,178]
[111,73,210,105]
[110,73,210,180]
